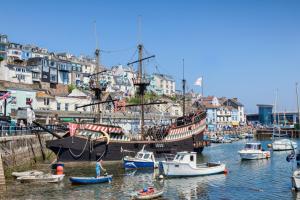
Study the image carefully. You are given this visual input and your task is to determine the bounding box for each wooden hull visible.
[46,133,207,161]
[46,112,208,162]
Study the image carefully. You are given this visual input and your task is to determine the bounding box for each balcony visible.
[29,66,41,73]
[32,76,41,82]
[58,65,71,72]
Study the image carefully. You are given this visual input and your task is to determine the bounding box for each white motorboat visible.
[272,139,297,151]
[123,146,158,169]
[292,169,300,190]
[17,174,65,183]
[12,170,44,178]
[160,152,226,177]
[238,143,271,160]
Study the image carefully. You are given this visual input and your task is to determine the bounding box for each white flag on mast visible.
[194,77,203,86]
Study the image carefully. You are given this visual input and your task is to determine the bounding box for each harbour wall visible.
[0,134,53,176]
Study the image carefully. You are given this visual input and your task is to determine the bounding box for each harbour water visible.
[2,139,300,200]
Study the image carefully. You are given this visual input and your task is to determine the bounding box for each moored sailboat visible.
[272,90,297,151]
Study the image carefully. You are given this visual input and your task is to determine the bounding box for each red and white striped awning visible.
[168,118,205,135]
[80,124,123,134]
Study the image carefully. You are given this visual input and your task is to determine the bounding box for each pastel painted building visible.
[21,45,34,60]
[7,43,22,61]
[150,73,176,96]
[5,88,37,116]
[57,60,72,85]
[205,105,219,131]
[222,98,245,124]
[0,34,8,60]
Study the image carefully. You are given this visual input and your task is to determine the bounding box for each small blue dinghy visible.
[69,175,112,184]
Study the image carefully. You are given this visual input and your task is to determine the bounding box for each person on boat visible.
[96,160,106,177]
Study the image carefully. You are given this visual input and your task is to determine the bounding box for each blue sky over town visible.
[2,0,300,113]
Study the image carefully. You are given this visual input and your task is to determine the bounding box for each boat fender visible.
[56,165,64,175]
[224,168,228,174]
[267,144,272,148]
[159,175,164,179]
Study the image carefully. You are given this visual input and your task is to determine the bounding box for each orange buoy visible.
[224,168,228,174]
[56,165,64,175]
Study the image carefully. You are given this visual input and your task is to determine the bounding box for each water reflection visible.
[164,174,226,200]
[4,139,300,199]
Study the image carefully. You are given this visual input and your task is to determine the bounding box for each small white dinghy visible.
[238,143,271,160]
[160,152,227,177]
[17,174,65,183]
[12,170,44,178]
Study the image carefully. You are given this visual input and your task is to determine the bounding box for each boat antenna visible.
[182,59,186,116]
[296,83,300,131]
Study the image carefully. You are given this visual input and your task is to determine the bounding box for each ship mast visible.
[138,44,145,135]
[90,22,105,123]
[129,45,154,136]
[182,59,186,117]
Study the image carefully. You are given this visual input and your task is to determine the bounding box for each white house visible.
[7,43,22,61]
[53,89,92,112]
[0,61,33,84]
[36,91,55,110]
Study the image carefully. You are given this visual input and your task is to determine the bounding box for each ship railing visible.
[0,126,32,137]
[0,124,67,138]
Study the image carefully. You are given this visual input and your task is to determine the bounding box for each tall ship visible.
[44,44,208,161]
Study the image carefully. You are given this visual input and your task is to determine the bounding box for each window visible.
[44,98,49,106]
[32,73,39,79]
[143,154,150,159]
[137,153,143,159]
[65,103,69,111]
[11,96,16,104]
[180,155,184,161]
[57,103,61,111]
[26,98,31,105]
[190,155,194,162]
[16,74,25,80]
[50,75,57,82]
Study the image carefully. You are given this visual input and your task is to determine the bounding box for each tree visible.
[68,84,76,93]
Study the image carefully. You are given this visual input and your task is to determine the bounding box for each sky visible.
[1,0,300,113]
